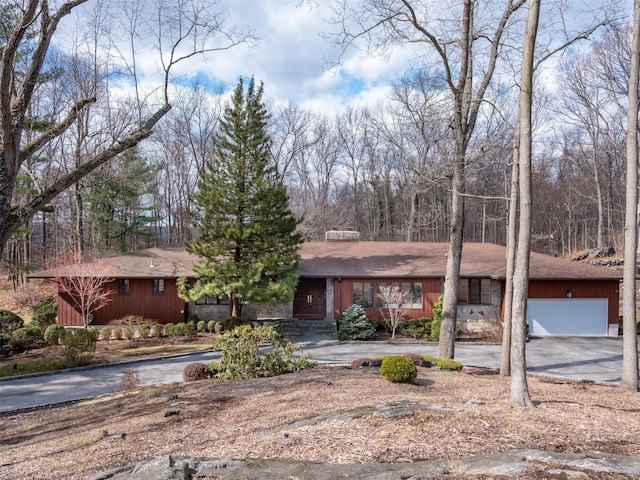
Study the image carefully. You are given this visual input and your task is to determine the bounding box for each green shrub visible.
[59,328,97,367]
[430,295,443,341]
[44,324,64,345]
[224,316,242,331]
[401,318,428,339]
[152,323,164,338]
[262,321,282,335]
[214,321,224,334]
[0,310,24,335]
[31,300,58,332]
[185,320,198,336]
[99,327,112,341]
[122,326,134,340]
[113,327,123,340]
[380,355,418,383]
[0,333,11,356]
[196,320,206,333]
[137,323,150,338]
[165,323,176,336]
[206,360,224,377]
[436,358,464,371]
[338,304,376,341]
[182,362,209,382]
[420,354,439,365]
[207,320,216,333]
[214,325,315,379]
[11,325,44,350]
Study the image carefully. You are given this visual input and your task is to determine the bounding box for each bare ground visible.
[1,358,640,480]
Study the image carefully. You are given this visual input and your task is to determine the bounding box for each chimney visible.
[325,227,360,242]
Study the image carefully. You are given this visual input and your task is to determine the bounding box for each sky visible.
[60,0,634,119]
[171,0,416,116]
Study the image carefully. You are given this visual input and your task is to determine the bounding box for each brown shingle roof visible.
[30,242,622,281]
[298,242,622,280]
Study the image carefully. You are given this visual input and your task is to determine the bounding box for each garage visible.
[527,298,608,336]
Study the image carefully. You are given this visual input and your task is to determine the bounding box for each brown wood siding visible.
[332,278,441,321]
[57,279,187,326]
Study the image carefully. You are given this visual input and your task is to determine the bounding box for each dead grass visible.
[1,363,639,480]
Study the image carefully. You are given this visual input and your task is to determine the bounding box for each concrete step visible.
[279,318,338,341]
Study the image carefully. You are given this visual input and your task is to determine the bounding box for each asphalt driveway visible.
[0,336,636,413]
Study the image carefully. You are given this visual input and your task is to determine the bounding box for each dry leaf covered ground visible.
[2,362,640,479]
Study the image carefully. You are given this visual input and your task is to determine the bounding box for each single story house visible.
[31,238,622,336]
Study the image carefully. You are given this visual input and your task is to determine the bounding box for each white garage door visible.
[527,298,608,336]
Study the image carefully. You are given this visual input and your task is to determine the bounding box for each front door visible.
[293,278,326,318]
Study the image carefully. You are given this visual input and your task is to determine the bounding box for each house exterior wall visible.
[527,279,620,326]
[332,277,442,321]
[57,278,187,326]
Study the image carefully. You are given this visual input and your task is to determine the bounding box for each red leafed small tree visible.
[47,250,115,327]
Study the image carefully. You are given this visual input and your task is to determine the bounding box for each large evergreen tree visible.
[179,78,302,317]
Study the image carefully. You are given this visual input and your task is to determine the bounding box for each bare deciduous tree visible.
[377,283,410,338]
[0,0,252,259]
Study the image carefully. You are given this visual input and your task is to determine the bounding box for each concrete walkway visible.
[0,337,636,413]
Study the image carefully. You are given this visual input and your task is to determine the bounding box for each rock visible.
[90,451,640,480]
[164,410,180,417]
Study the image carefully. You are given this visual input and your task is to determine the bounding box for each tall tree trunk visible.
[501,130,520,376]
[621,0,640,392]
[439,143,465,359]
[509,0,540,407]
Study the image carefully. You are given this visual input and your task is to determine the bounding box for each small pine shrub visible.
[436,358,464,371]
[122,326,134,340]
[196,320,206,333]
[152,324,164,338]
[380,355,418,383]
[137,323,150,338]
[113,327,123,340]
[182,362,209,382]
[99,328,112,341]
[0,310,24,335]
[214,321,224,334]
[207,320,216,333]
[185,321,198,336]
[44,324,64,345]
[165,323,176,336]
[338,304,376,341]
[31,300,58,332]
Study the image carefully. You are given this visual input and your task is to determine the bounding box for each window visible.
[458,278,491,304]
[401,282,423,309]
[118,279,130,296]
[153,279,165,296]
[352,281,374,308]
[377,282,400,308]
[195,295,230,305]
